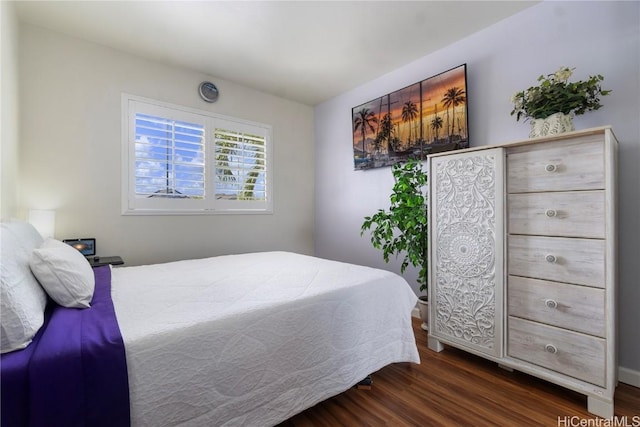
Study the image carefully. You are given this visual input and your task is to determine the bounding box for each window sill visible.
[121,208,274,216]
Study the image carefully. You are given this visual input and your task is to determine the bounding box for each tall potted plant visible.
[361,158,429,330]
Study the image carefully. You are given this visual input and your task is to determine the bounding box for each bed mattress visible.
[111,251,419,427]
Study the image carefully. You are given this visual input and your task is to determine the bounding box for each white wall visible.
[315,1,640,373]
[18,24,315,266]
[0,1,19,219]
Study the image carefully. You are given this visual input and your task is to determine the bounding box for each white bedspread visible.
[111,251,420,427]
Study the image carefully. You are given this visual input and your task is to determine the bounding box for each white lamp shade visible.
[28,210,56,239]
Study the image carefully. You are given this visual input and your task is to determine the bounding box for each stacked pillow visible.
[30,238,95,309]
[1,221,48,353]
[0,221,95,354]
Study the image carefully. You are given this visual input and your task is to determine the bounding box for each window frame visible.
[121,94,273,215]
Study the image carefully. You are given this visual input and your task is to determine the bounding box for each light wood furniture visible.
[427,127,618,418]
[279,318,640,426]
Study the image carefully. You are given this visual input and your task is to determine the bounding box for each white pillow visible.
[30,238,95,308]
[1,220,47,354]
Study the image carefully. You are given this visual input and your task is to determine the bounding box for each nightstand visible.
[88,256,124,268]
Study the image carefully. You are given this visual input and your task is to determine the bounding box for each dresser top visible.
[427,126,616,159]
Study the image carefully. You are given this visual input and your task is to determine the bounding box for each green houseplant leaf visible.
[361,158,428,293]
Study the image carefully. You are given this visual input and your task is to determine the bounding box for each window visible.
[122,94,272,214]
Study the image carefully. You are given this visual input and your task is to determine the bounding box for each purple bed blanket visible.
[1,266,130,427]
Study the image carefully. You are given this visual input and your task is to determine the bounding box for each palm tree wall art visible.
[353,108,378,161]
[401,100,419,145]
[431,105,444,143]
[441,86,467,142]
[352,64,468,170]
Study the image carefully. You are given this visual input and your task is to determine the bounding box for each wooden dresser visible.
[427,127,618,418]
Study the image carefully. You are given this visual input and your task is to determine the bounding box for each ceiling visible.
[14,1,538,106]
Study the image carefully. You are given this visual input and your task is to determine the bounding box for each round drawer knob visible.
[545,344,558,354]
[544,299,558,309]
[545,254,557,263]
[545,209,557,218]
[545,164,558,173]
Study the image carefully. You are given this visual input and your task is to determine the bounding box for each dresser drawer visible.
[507,136,604,193]
[508,317,605,387]
[508,276,605,337]
[508,191,605,238]
[508,235,605,287]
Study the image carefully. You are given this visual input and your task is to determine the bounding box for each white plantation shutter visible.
[122,95,272,214]
[213,120,270,211]
[134,113,205,198]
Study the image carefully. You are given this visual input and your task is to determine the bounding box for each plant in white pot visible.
[361,158,429,330]
[510,66,611,138]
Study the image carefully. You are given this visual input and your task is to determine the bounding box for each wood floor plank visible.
[278,317,639,426]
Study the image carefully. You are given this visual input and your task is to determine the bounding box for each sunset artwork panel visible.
[352,64,468,170]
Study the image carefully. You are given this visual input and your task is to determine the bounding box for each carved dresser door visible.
[428,148,505,358]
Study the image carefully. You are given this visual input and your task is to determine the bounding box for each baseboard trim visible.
[618,366,640,388]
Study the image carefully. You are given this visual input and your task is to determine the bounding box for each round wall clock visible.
[198,81,219,103]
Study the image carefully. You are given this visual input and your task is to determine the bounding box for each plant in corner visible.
[361,158,429,328]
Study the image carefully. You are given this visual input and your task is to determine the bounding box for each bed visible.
[1,220,420,426]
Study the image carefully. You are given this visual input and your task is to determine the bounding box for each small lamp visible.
[28,210,56,239]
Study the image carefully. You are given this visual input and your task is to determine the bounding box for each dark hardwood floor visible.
[279,317,639,426]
